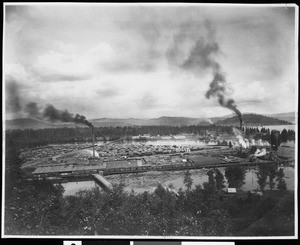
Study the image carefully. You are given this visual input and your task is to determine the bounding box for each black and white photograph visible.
[2,3,298,238]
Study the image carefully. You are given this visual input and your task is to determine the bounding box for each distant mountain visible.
[91,116,212,127]
[5,116,212,130]
[5,113,295,130]
[6,118,53,130]
[5,118,80,130]
[91,118,134,127]
[215,113,294,127]
[146,116,209,126]
[209,114,234,123]
[263,112,296,124]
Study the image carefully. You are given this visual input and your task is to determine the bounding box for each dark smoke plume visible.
[182,40,220,73]
[205,68,242,128]
[43,104,93,127]
[171,20,242,127]
[25,102,93,127]
[5,77,93,127]
[25,102,41,118]
[5,77,22,116]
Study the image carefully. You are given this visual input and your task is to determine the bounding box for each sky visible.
[4,3,298,120]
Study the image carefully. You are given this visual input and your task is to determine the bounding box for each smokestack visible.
[271,130,280,151]
[240,118,243,131]
[92,125,95,160]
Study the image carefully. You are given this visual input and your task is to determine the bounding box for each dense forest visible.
[5,125,229,148]
[5,125,295,149]
[215,113,293,126]
[4,140,294,236]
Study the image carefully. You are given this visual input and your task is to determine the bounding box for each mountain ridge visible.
[5,112,295,130]
[215,113,293,127]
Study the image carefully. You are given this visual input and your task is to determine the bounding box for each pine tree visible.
[281,129,288,142]
[183,170,193,191]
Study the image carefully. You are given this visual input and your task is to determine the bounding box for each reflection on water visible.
[61,181,99,196]
[62,165,294,196]
[225,165,246,189]
[163,166,294,193]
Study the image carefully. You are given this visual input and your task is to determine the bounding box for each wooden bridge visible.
[92,173,113,190]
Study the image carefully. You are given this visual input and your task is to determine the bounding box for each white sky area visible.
[4,3,297,120]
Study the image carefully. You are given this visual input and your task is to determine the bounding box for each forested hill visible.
[5,117,212,130]
[215,113,293,127]
[264,111,296,124]
[6,113,294,130]
[5,118,77,130]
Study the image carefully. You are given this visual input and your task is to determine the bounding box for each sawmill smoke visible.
[25,102,93,127]
[167,20,242,128]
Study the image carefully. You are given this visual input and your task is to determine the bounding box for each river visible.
[61,165,295,196]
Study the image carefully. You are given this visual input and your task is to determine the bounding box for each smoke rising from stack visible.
[206,72,242,129]
[168,20,242,127]
[25,102,41,118]
[200,39,242,128]
[5,76,93,127]
[5,77,22,117]
[26,102,93,127]
[233,127,247,149]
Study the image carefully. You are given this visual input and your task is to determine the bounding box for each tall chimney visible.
[240,119,243,131]
[240,118,243,156]
[92,126,95,160]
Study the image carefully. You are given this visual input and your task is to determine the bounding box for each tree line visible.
[5,125,295,149]
[5,125,232,149]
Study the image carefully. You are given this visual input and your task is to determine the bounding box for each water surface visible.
[62,165,294,196]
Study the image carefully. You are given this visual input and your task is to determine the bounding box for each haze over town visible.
[5,4,296,120]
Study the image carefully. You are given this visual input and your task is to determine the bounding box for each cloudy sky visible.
[4,3,297,120]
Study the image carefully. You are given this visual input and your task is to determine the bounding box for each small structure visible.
[250,190,263,196]
[277,141,295,160]
[227,188,237,194]
[164,186,179,195]
[80,149,99,159]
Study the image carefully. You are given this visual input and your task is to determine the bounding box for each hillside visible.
[145,116,210,126]
[5,118,58,130]
[5,116,211,130]
[91,116,211,127]
[264,112,296,124]
[5,118,84,130]
[6,113,294,130]
[209,114,234,123]
[215,113,293,127]
[91,118,134,127]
